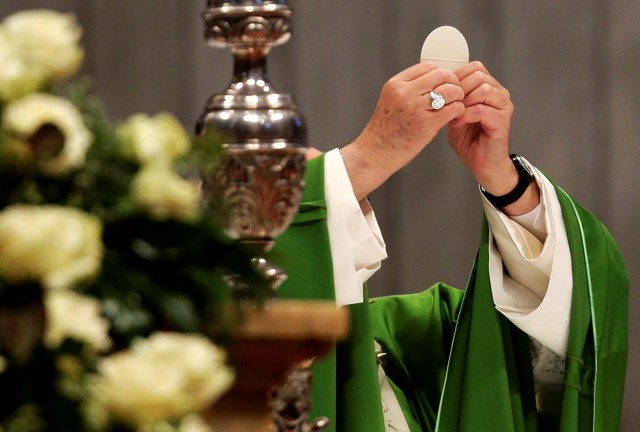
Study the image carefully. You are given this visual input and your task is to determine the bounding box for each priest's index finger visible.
[394,62,438,82]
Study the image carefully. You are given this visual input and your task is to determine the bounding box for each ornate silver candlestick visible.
[198,3,331,431]
[197,0,307,299]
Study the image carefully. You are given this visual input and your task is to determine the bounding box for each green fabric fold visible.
[294,200,327,224]
[274,155,338,428]
[369,184,628,432]
[274,160,628,431]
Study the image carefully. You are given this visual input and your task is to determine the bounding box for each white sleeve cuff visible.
[509,204,547,243]
[483,161,573,356]
[324,149,387,307]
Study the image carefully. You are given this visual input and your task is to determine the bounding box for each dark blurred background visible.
[1,1,637,428]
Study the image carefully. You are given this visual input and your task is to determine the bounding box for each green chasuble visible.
[273,156,628,431]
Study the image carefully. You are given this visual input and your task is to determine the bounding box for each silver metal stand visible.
[198,0,308,298]
[198,2,329,431]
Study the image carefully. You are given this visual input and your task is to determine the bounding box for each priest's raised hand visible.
[339,62,464,201]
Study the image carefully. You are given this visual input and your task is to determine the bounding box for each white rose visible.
[137,415,213,432]
[178,414,213,432]
[44,290,111,352]
[118,113,190,166]
[2,9,83,82]
[92,332,234,428]
[0,205,103,290]
[132,165,200,221]
[0,29,47,102]
[94,351,188,427]
[2,93,92,175]
[134,333,234,411]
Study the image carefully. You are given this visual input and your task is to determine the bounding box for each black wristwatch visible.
[481,154,534,208]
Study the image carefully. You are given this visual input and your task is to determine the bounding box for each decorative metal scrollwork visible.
[199,0,307,298]
[269,361,330,432]
[203,1,292,48]
[204,151,305,240]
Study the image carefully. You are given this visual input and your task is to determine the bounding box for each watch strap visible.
[481,154,534,208]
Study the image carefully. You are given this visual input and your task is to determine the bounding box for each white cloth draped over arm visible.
[482,161,573,358]
[323,148,388,307]
[323,151,572,429]
[323,149,573,356]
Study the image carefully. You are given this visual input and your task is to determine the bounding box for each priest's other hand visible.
[341,62,465,201]
[447,61,539,215]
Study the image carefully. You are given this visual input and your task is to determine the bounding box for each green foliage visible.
[88,216,254,347]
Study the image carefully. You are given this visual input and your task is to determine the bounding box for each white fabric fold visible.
[324,149,388,307]
[323,150,572,355]
[375,341,412,432]
[482,161,573,356]
[323,151,573,429]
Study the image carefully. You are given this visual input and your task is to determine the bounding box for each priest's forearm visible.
[339,139,397,202]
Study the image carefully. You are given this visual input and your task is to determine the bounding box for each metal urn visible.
[197,0,308,299]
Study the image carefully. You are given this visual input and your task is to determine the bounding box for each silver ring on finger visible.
[429,90,446,110]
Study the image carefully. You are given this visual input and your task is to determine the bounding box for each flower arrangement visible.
[0,9,253,432]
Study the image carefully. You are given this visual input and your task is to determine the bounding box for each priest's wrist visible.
[498,183,540,216]
[340,139,395,201]
[480,154,541,216]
